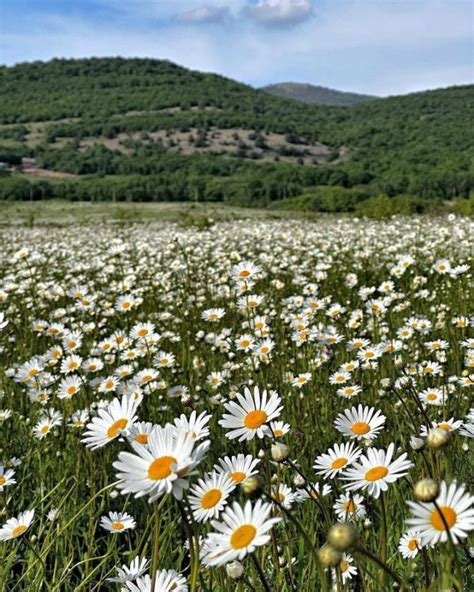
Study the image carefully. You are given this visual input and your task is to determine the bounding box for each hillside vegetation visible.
[261,82,375,106]
[0,57,473,212]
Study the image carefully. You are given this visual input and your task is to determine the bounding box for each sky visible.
[0,0,473,96]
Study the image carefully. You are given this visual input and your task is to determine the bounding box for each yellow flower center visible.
[431,506,457,531]
[40,425,50,434]
[230,524,257,549]
[344,500,356,513]
[12,525,27,537]
[148,456,177,480]
[244,410,268,429]
[340,560,349,573]
[331,457,348,470]
[201,488,222,509]
[105,380,114,390]
[274,429,283,437]
[135,433,149,444]
[107,418,128,439]
[239,270,251,278]
[112,521,124,530]
[138,329,148,337]
[351,422,370,435]
[0,476,6,486]
[231,471,246,483]
[427,393,437,401]
[365,466,388,481]
[438,423,451,431]
[67,386,77,395]
[408,539,418,551]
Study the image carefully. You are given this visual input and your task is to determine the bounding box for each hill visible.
[0,57,472,212]
[261,82,376,106]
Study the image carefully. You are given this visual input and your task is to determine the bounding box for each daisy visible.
[113,424,209,502]
[219,386,282,441]
[230,261,261,282]
[419,418,463,437]
[291,373,312,388]
[314,442,362,479]
[189,471,236,522]
[331,553,357,585]
[0,464,16,492]
[272,484,299,509]
[418,387,446,407]
[341,443,413,499]
[216,454,260,485]
[100,511,136,533]
[406,481,474,545]
[82,395,139,450]
[98,375,120,393]
[128,422,155,446]
[398,530,423,558]
[172,410,212,442]
[334,405,386,441]
[235,334,256,352]
[336,385,362,399]
[201,308,225,322]
[0,509,35,541]
[297,482,332,501]
[57,375,82,399]
[333,494,366,521]
[201,500,281,566]
[270,420,290,438]
[125,570,188,592]
[107,557,150,584]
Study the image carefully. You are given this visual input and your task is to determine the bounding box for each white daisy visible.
[82,395,140,450]
[341,443,413,499]
[219,386,282,441]
[406,481,474,545]
[333,493,366,521]
[100,511,136,533]
[215,454,260,485]
[334,405,386,441]
[201,500,281,566]
[0,509,35,541]
[189,471,236,523]
[314,442,362,479]
[398,530,423,558]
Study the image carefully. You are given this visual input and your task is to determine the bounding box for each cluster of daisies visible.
[0,215,473,591]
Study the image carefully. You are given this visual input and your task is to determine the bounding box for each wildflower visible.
[334,405,386,441]
[100,511,136,533]
[0,509,35,541]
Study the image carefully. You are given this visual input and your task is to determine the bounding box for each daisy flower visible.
[172,410,212,442]
[201,500,281,567]
[201,308,225,322]
[0,509,35,541]
[398,530,423,558]
[334,405,386,441]
[215,453,260,485]
[100,511,136,533]
[82,395,139,450]
[333,494,366,521]
[341,443,413,499]
[219,386,282,441]
[272,484,299,509]
[418,387,446,407]
[419,418,463,437]
[0,464,16,492]
[128,422,155,446]
[297,482,332,502]
[125,570,188,591]
[189,471,236,523]
[113,424,209,502]
[406,481,474,545]
[314,442,362,479]
[230,261,261,282]
[270,420,290,438]
[331,553,357,585]
[336,385,362,399]
[107,557,150,584]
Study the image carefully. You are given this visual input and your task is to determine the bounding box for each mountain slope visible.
[261,82,376,106]
[0,58,472,209]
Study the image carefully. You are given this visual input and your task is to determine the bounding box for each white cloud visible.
[174,6,231,25]
[244,0,313,26]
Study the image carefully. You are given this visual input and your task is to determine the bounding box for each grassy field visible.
[0,213,472,591]
[0,200,311,226]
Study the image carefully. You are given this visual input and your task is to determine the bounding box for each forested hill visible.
[0,57,473,213]
[261,82,375,106]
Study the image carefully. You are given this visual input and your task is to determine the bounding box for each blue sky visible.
[1,0,472,96]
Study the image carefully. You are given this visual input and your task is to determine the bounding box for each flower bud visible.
[318,544,342,567]
[293,474,305,487]
[327,523,359,551]
[427,427,451,449]
[414,478,439,502]
[271,442,290,462]
[226,560,244,580]
[241,474,265,499]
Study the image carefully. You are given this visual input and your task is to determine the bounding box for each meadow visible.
[0,209,472,591]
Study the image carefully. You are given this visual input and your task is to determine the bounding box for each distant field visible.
[0,200,309,226]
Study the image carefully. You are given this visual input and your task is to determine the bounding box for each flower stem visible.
[251,552,271,592]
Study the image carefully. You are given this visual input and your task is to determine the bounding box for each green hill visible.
[0,57,472,212]
[261,82,376,106]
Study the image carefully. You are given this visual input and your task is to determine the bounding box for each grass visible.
[0,213,472,591]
